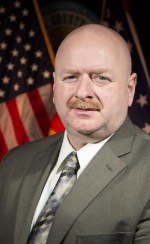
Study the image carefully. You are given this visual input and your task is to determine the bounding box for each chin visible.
[73,126,97,135]
[66,120,100,134]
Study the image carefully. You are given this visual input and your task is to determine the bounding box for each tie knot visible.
[63,151,80,174]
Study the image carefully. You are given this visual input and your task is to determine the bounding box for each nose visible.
[75,74,94,100]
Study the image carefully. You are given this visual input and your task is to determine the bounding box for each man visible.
[0,24,150,244]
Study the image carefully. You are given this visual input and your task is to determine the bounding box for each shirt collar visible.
[57,130,113,176]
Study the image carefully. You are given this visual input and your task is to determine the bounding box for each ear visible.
[128,72,137,107]
[53,71,55,82]
[53,71,56,89]
[52,72,55,103]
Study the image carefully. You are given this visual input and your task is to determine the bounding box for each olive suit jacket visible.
[1,116,150,244]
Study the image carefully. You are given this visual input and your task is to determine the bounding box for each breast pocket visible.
[76,232,134,244]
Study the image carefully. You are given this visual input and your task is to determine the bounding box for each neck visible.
[67,130,108,150]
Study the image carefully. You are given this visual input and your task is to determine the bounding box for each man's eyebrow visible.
[62,68,78,73]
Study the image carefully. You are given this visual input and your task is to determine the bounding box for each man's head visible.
[53,24,137,149]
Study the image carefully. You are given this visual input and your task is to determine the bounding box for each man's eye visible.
[98,76,107,80]
[64,75,78,82]
[92,75,111,86]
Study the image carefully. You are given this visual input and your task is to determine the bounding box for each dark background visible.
[38,0,150,75]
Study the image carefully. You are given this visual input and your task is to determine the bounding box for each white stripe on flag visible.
[0,102,18,150]
[16,93,43,141]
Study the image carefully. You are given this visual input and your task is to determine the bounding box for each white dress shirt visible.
[31,131,112,229]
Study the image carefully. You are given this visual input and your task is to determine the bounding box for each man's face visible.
[53,35,136,142]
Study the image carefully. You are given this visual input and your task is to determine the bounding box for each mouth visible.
[74,107,99,112]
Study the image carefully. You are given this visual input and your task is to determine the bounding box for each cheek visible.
[53,82,63,100]
[53,83,71,107]
[100,85,128,108]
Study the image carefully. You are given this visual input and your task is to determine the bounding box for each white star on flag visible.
[136,94,148,108]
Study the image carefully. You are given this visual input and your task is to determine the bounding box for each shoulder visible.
[0,132,64,167]
[134,124,150,140]
[133,125,150,153]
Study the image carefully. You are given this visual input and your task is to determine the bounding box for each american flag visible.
[101,0,150,133]
[0,0,56,162]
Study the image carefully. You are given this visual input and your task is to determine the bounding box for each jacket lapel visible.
[48,117,135,244]
[14,136,63,244]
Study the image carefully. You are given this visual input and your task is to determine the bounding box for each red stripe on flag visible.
[48,113,65,136]
[0,128,8,162]
[51,113,65,133]
[27,89,50,136]
[6,99,29,144]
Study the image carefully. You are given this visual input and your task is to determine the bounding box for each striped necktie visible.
[28,151,79,244]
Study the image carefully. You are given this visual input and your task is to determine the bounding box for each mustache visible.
[67,99,102,110]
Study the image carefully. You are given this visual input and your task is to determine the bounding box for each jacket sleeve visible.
[133,201,150,243]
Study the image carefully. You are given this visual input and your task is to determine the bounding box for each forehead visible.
[55,42,119,74]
